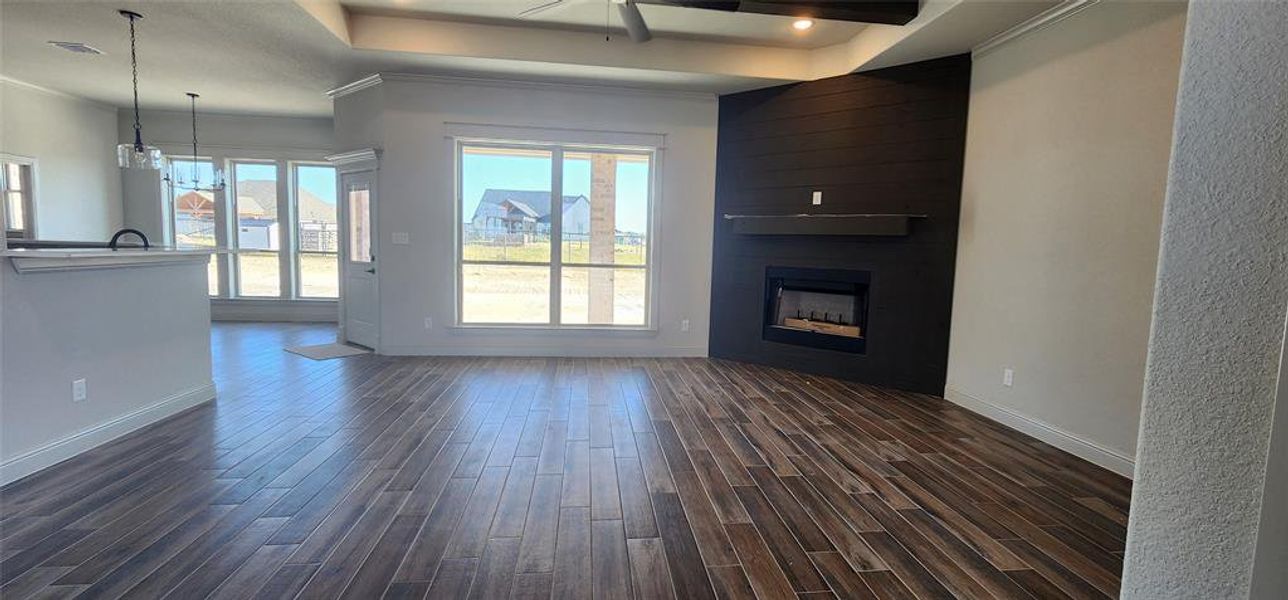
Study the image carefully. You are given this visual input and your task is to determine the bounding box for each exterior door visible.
[341,171,378,349]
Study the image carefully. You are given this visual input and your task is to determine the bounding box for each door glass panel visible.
[348,183,372,264]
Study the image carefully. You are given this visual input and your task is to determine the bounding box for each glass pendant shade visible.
[117,143,164,170]
[118,10,161,171]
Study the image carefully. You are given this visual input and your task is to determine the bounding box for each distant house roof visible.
[472,189,587,223]
[176,180,336,223]
[502,199,540,219]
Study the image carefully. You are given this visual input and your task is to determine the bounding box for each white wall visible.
[944,1,1187,476]
[120,108,334,153]
[333,76,717,356]
[1122,0,1288,595]
[1,79,123,240]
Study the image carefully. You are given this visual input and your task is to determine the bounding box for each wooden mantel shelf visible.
[723,213,927,237]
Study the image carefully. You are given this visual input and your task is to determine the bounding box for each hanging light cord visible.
[126,12,144,152]
[189,93,200,184]
[605,0,610,41]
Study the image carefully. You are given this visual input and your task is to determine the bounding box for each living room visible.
[1,1,1284,598]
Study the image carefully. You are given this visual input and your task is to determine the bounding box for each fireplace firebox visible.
[763,267,870,354]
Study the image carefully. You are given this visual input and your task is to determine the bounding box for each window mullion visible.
[550,147,564,326]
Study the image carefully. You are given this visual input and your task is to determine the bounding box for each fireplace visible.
[763,267,870,354]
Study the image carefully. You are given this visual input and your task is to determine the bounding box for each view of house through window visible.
[459,143,651,326]
[295,164,339,298]
[2,161,35,239]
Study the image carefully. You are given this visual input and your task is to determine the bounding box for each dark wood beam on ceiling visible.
[635,0,920,26]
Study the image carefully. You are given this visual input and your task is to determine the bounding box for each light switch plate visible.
[72,378,87,402]
[1002,368,1014,387]
[392,232,410,245]
[811,191,823,206]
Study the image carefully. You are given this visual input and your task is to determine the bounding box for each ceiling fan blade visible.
[519,0,567,18]
[616,0,652,43]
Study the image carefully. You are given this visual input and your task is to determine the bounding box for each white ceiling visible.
[0,0,1072,118]
[342,0,868,48]
[1,1,358,116]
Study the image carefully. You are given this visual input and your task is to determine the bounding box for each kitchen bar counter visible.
[1,248,217,484]
[1,247,218,273]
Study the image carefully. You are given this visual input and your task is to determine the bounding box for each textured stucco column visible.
[1121,1,1288,598]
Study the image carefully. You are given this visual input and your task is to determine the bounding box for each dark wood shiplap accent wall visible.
[709,55,971,395]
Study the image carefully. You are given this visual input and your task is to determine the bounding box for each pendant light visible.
[167,93,226,191]
[115,10,163,170]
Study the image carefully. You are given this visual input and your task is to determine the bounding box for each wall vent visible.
[48,41,103,55]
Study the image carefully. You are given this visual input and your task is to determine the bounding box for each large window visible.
[170,159,220,295]
[458,143,652,327]
[232,161,281,297]
[294,164,339,298]
[1,160,35,239]
[169,155,337,301]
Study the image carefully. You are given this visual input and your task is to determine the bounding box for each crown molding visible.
[326,148,381,172]
[0,75,115,110]
[326,74,384,99]
[326,71,718,102]
[380,72,718,101]
[972,0,1101,58]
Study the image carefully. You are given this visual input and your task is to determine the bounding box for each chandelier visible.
[167,93,227,192]
[115,10,163,170]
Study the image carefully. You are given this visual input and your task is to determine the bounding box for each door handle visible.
[365,267,376,274]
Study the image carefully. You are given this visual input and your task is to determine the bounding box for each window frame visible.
[454,139,658,330]
[229,159,286,299]
[0,155,37,240]
[290,161,340,299]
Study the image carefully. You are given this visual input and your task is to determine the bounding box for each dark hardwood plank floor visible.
[0,322,1131,599]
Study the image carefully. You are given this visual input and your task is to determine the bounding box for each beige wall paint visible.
[945,1,1187,475]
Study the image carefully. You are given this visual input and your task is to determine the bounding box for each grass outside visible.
[234,252,338,298]
[462,264,645,325]
[463,240,647,265]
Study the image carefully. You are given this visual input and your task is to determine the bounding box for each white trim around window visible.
[160,144,339,305]
[452,130,662,331]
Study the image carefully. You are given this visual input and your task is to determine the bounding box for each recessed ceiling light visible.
[792,19,814,31]
[48,41,103,55]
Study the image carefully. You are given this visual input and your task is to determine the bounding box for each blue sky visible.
[171,160,337,206]
[461,152,650,233]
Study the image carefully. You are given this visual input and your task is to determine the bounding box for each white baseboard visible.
[0,382,216,487]
[943,385,1136,478]
[211,299,338,323]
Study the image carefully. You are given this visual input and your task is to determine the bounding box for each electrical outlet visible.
[811,190,823,206]
[392,232,410,245]
[1002,368,1014,387]
[424,317,433,329]
[72,378,87,402]
[680,319,691,332]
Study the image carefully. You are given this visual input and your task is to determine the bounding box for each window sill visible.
[448,323,659,336]
[209,297,338,303]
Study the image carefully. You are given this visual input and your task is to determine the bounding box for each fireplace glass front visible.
[764,266,870,354]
